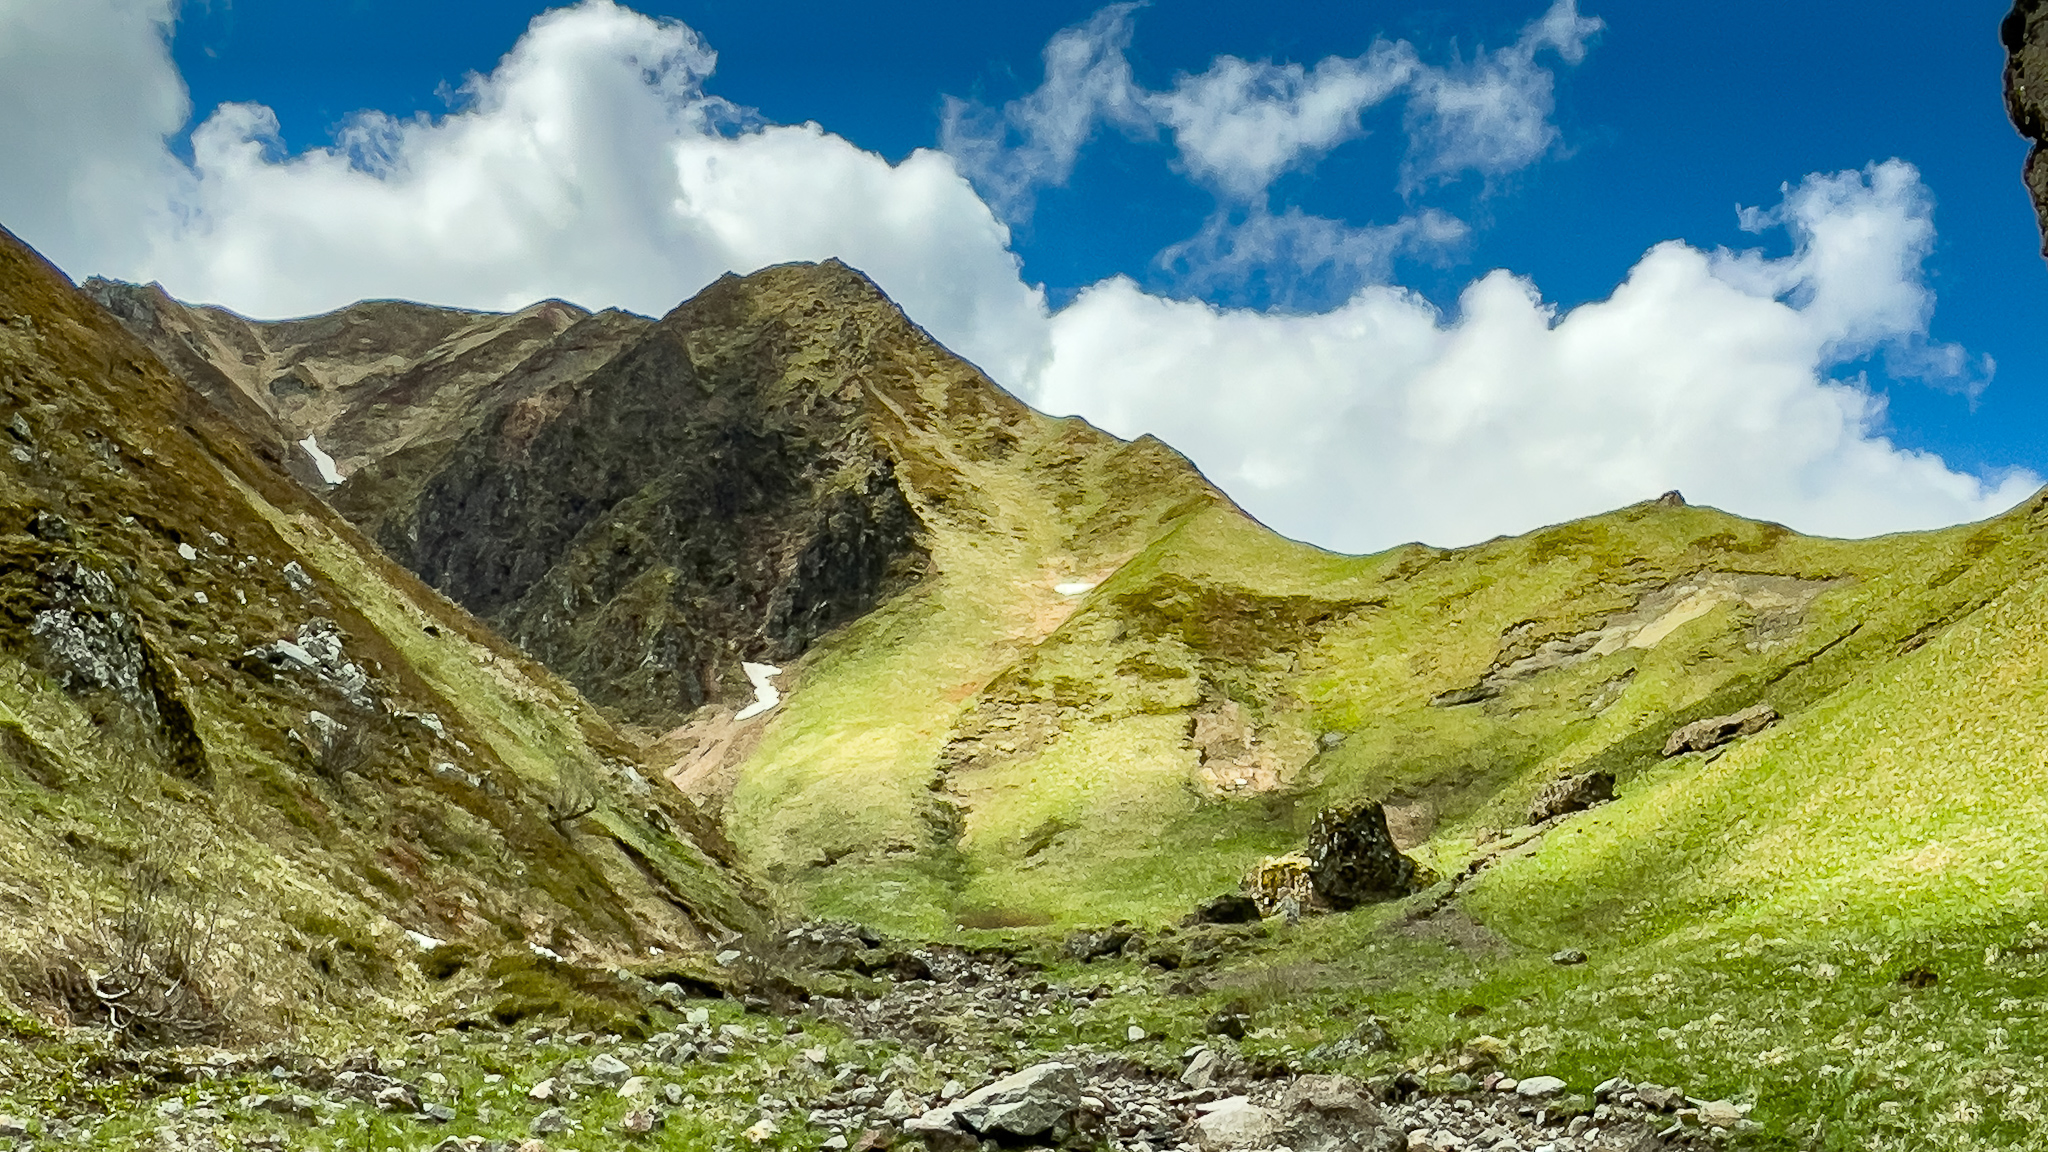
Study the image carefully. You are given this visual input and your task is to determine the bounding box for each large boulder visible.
[1304,803,1424,910]
[1189,1077,1404,1152]
[1275,1074,1406,1152]
[1663,704,1778,757]
[911,1061,1082,1144]
[1189,1097,1285,1151]
[1528,769,1615,824]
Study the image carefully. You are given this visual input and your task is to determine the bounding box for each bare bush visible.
[49,855,227,1045]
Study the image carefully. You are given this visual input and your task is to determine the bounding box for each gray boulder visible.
[1528,769,1615,824]
[1664,704,1778,756]
[954,1061,1082,1138]
[1275,1074,1405,1152]
[1189,1097,1284,1151]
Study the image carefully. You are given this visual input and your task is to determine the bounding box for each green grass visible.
[722,457,2048,1148]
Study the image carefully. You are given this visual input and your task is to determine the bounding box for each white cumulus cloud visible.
[1,0,1048,386]
[0,1,2029,553]
[1149,43,1420,201]
[1032,160,2034,549]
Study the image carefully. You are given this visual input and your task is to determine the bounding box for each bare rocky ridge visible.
[2009,0,2048,255]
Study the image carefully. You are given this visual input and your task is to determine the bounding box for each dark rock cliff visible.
[396,263,930,726]
[2007,0,2048,255]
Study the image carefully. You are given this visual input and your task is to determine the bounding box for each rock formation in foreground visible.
[2008,0,2048,254]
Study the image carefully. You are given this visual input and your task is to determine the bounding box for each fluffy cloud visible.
[0,0,2029,553]
[938,3,1151,223]
[0,0,187,271]
[1402,0,1603,192]
[946,0,1601,212]
[1149,44,1420,200]
[1035,161,2035,549]
[1157,205,1469,306]
[1,0,1048,385]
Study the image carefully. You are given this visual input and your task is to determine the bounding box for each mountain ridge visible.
[0,222,763,1045]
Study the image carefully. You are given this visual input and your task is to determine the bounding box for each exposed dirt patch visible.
[1435,570,1845,707]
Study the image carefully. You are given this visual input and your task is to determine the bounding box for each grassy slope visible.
[728,388,2048,1146]
[0,226,756,1042]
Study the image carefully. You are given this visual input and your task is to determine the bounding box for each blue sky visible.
[1,0,2041,550]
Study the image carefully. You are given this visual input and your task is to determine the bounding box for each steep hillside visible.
[2009,0,2048,254]
[123,262,1231,734]
[0,225,758,1046]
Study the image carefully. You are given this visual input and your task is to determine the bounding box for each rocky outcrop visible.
[2,221,762,1039]
[394,264,930,724]
[2007,0,2048,256]
[1663,703,1778,756]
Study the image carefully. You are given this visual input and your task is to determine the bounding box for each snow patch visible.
[1054,582,1096,596]
[298,434,344,485]
[735,661,783,721]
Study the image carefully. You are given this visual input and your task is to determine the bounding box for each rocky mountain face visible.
[106,262,1228,734]
[393,264,938,725]
[2010,0,2048,253]
[0,224,759,1044]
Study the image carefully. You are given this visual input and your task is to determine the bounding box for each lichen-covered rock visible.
[1304,802,1425,910]
[1663,703,1778,756]
[1247,852,1315,916]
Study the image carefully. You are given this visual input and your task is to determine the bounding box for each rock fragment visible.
[1663,703,1778,756]
[1305,801,1426,909]
[1527,769,1614,824]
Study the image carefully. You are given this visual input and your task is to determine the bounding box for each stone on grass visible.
[1527,770,1614,824]
[1305,802,1425,909]
[1663,704,1778,756]
[1515,1076,1567,1098]
[1185,893,1263,925]
[589,1053,632,1085]
[1699,1099,1749,1128]
[531,1107,570,1136]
